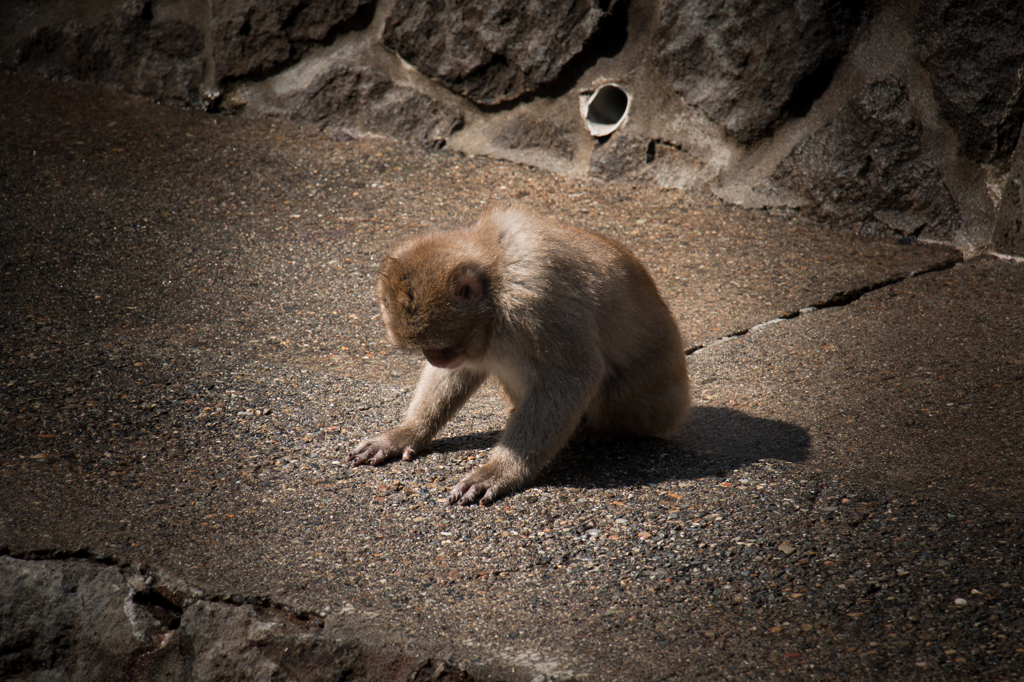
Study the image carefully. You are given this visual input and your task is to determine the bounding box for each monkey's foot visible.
[448,462,517,506]
[348,431,419,466]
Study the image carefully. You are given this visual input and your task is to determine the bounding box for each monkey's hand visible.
[448,457,522,506]
[349,426,426,466]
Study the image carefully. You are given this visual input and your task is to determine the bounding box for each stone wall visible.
[2,0,1021,256]
[0,555,475,681]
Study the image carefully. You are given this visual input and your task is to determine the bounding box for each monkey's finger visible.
[349,443,383,466]
[447,483,469,505]
[401,446,416,461]
[368,449,392,466]
[456,483,489,506]
[478,487,502,506]
[348,446,370,465]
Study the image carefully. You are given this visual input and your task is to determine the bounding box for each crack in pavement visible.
[686,254,964,354]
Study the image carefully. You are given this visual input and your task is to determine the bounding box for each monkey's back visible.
[473,204,689,436]
[476,204,681,346]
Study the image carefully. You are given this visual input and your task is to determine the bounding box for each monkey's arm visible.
[350,364,486,466]
[448,382,595,506]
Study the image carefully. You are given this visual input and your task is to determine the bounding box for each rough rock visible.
[382,0,616,106]
[589,132,650,180]
[588,132,713,190]
[0,555,164,681]
[211,0,372,81]
[764,76,961,240]
[1,0,1022,261]
[273,61,464,146]
[0,556,477,682]
[491,114,579,161]
[993,128,1024,256]
[11,1,205,107]
[141,600,361,681]
[653,0,866,144]
[914,0,1024,164]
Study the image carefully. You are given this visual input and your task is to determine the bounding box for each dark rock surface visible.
[0,556,476,681]
[382,0,615,107]
[653,0,866,144]
[589,132,650,181]
[914,0,1024,164]
[993,128,1024,256]
[0,556,163,680]
[8,1,206,107]
[273,61,465,146]
[212,0,373,82]
[765,77,961,241]
[491,115,579,161]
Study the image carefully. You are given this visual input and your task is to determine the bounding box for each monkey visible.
[350,202,690,506]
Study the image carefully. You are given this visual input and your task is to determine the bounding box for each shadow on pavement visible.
[430,406,810,492]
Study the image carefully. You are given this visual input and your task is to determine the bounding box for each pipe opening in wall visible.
[581,84,631,137]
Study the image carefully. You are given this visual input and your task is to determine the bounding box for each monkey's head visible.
[377,233,495,369]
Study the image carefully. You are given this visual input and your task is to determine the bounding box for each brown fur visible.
[351,203,690,505]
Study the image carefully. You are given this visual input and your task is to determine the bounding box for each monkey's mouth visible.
[423,347,465,369]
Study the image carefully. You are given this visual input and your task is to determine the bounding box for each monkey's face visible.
[377,243,493,369]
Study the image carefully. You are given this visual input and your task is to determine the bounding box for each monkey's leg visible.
[588,353,690,439]
[448,389,590,506]
[350,365,486,466]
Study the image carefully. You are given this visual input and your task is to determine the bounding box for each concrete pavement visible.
[1,71,1022,680]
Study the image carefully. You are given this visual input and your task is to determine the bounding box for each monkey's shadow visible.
[431,406,810,490]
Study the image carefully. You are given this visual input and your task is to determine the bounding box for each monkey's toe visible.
[454,484,487,506]
[368,451,392,466]
[349,441,392,466]
[448,480,477,506]
[348,443,372,465]
[348,451,375,466]
[449,474,507,506]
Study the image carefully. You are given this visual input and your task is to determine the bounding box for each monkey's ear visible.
[449,269,484,304]
[397,285,414,312]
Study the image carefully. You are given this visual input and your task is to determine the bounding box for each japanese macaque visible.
[350,203,689,505]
